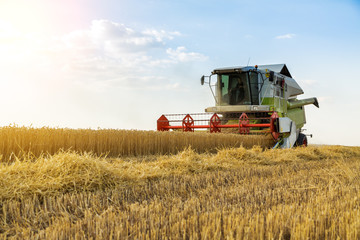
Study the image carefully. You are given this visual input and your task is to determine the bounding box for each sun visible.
[0,0,87,36]
[0,1,44,33]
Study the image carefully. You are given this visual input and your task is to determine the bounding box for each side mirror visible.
[269,71,274,82]
[200,75,205,85]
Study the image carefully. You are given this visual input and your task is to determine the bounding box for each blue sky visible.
[0,0,359,146]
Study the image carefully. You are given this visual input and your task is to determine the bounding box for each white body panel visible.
[279,117,297,148]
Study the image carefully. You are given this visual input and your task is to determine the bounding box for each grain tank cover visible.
[284,76,304,97]
[257,64,292,78]
[258,64,304,97]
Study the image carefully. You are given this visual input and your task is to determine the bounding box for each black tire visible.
[296,133,308,147]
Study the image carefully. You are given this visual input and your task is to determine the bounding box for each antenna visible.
[247,57,251,66]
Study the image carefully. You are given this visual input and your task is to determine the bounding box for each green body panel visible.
[260,97,287,117]
[286,107,306,129]
[252,97,306,129]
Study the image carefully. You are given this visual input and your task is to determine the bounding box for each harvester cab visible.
[157,64,319,148]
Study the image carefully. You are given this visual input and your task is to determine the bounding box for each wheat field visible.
[0,126,359,239]
[0,125,273,162]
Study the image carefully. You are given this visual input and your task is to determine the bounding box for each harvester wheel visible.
[296,133,308,147]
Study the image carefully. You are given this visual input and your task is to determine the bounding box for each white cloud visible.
[167,46,208,62]
[142,29,181,41]
[0,19,207,91]
[275,33,296,39]
[56,19,179,59]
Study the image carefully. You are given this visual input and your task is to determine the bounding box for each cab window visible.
[220,73,252,105]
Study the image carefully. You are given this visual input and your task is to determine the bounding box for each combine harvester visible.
[157,64,319,148]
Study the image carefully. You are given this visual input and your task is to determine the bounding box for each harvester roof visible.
[213,64,292,78]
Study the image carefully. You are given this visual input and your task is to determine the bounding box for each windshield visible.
[220,72,259,105]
